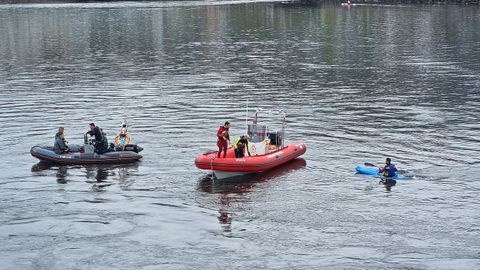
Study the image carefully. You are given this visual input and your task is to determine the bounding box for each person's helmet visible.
[243,134,250,140]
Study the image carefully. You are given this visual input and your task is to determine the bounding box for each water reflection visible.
[31,162,140,188]
[198,158,307,194]
[198,158,306,232]
[379,178,397,192]
[218,198,233,232]
[57,166,68,184]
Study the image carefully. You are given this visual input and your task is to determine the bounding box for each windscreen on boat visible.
[247,124,267,143]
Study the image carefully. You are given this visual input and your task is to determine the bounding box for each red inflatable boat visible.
[196,107,307,179]
[195,142,306,179]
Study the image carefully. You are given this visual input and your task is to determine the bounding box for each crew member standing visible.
[217,121,230,158]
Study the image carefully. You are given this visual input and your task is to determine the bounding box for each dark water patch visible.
[81,198,112,203]
[151,202,186,208]
[75,220,110,225]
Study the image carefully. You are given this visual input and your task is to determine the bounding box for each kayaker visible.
[379,158,397,178]
[86,123,109,154]
[217,121,230,158]
[53,127,69,154]
[233,134,251,158]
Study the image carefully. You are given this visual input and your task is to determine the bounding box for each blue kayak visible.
[355,166,412,180]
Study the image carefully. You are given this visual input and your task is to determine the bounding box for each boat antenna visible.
[246,100,249,134]
[282,111,286,148]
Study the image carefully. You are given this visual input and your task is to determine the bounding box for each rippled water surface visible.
[0,2,479,269]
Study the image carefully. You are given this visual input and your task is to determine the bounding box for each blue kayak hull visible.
[355,166,411,180]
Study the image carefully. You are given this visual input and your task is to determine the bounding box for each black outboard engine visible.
[269,133,278,146]
[268,132,284,147]
[83,133,95,154]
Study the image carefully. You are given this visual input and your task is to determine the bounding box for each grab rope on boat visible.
[210,155,216,181]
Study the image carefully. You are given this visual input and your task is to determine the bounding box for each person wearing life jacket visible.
[114,121,131,149]
[379,158,398,178]
[86,123,108,154]
[114,129,131,147]
[54,127,69,154]
[233,134,251,158]
[216,121,230,158]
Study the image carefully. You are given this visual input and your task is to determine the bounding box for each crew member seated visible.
[114,121,131,149]
[263,138,277,153]
[54,127,69,154]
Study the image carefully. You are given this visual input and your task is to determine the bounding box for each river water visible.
[0,1,479,269]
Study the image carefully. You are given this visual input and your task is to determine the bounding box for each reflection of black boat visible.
[31,144,142,165]
[31,161,140,184]
[198,158,307,194]
[31,161,140,172]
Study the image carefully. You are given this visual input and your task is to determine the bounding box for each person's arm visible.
[246,141,251,156]
[61,135,69,148]
[95,128,103,141]
[86,128,98,137]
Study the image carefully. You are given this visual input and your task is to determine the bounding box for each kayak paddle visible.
[364,162,377,167]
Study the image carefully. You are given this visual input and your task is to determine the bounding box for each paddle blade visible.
[364,162,377,167]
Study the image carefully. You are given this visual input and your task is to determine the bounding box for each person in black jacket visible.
[86,123,108,154]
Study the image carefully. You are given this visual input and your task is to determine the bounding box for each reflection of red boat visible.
[198,158,307,194]
[341,1,356,6]
[195,108,307,179]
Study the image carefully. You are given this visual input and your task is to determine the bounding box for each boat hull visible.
[355,166,411,180]
[31,145,142,165]
[195,142,307,179]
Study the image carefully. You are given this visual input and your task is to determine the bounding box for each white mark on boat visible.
[267,151,284,158]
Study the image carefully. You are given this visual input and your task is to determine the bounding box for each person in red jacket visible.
[217,121,230,158]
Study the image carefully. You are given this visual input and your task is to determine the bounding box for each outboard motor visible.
[268,132,284,147]
[83,133,95,154]
[268,133,278,146]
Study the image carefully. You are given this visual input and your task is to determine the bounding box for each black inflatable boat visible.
[31,144,143,165]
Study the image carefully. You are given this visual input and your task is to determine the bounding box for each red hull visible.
[195,142,307,173]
